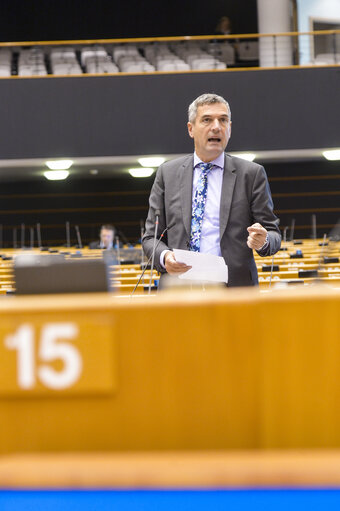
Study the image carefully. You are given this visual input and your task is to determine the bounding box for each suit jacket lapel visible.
[179,155,194,239]
[219,154,236,240]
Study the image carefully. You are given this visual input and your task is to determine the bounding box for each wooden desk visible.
[0,286,339,453]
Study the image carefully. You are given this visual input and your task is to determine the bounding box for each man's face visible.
[187,102,232,162]
[100,228,114,247]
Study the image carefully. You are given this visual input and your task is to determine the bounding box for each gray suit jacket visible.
[142,153,281,287]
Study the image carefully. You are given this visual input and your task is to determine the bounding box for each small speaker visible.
[144,284,158,292]
[298,269,318,278]
[324,257,339,264]
[293,240,303,245]
[262,265,280,272]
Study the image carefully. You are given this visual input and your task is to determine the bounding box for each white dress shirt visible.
[160,151,268,268]
[160,152,224,267]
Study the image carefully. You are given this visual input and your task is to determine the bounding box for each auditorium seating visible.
[206,41,236,66]
[113,44,155,72]
[171,42,226,70]
[18,48,47,76]
[237,41,259,62]
[81,45,119,74]
[0,238,338,296]
[0,49,11,77]
[0,30,338,78]
[49,47,82,75]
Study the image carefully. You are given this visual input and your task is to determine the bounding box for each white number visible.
[4,323,82,390]
[5,324,35,389]
[38,323,82,389]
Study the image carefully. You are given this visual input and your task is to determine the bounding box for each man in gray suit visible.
[142,93,281,287]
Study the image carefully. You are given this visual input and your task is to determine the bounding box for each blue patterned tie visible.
[189,162,213,252]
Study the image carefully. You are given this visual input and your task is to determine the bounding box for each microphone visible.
[131,221,175,296]
[66,221,71,248]
[75,225,83,250]
[290,218,295,242]
[140,219,145,269]
[36,222,42,249]
[269,253,275,288]
[21,223,25,249]
[30,227,34,249]
[148,209,161,295]
[117,229,129,246]
[13,227,17,249]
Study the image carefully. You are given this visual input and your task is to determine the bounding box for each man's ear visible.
[187,122,194,139]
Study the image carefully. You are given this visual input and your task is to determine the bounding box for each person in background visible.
[89,224,116,249]
[215,16,232,36]
[214,16,239,63]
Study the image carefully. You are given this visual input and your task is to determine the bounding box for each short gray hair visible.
[188,93,231,123]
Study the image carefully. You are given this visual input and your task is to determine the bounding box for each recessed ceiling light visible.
[44,170,70,180]
[323,150,340,161]
[90,169,98,175]
[45,160,73,170]
[233,153,256,162]
[138,157,165,167]
[129,168,154,178]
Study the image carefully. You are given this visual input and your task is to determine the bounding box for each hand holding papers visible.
[173,249,228,283]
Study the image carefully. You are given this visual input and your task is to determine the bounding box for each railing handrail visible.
[0,29,339,48]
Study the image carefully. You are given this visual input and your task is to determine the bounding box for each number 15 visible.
[5,323,82,390]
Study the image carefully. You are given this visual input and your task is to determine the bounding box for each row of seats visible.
[0,239,339,295]
[0,40,261,77]
[1,43,338,77]
[254,238,340,289]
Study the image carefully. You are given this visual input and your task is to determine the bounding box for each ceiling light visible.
[44,170,70,180]
[323,150,340,161]
[45,159,73,170]
[233,153,256,162]
[138,157,165,167]
[129,168,154,178]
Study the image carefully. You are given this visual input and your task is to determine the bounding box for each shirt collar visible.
[194,151,224,170]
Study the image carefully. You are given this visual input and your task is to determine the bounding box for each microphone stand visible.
[37,222,42,249]
[75,225,82,249]
[148,210,160,295]
[131,223,171,297]
[66,221,71,248]
[140,220,145,285]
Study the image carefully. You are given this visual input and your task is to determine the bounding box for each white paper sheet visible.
[173,249,228,283]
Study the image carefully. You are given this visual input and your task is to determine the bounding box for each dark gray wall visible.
[0,0,257,41]
[0,67,339,160]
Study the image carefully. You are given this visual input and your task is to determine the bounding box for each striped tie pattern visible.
[189,162,213,252]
